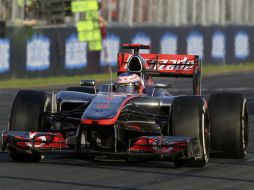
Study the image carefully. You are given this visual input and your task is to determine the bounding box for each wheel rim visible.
[201,103,210,164]
[202,111,210,163]
[241,99,248,156]
[204,113,210,161]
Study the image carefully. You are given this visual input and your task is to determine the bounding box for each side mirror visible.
[80,80,96,87]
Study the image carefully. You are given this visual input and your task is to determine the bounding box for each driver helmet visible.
[115,72,145,93]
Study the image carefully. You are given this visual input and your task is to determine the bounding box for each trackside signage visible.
[65,34,87,69]
[26,34,50,71]
[0,38,10,73]
[2,25,254,78]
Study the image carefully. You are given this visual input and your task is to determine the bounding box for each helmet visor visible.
[115,83,138,93]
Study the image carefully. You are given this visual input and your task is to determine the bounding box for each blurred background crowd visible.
[0,0,254,26]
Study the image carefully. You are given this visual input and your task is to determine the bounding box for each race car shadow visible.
[42,154,178,169]
[2,152,254,188]
[39,153,254,172]
[37,156,254,186]
[0,152,196,169]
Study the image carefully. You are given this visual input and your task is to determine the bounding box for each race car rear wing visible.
[117,44,202,95]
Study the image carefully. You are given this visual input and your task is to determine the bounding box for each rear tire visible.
[8,90,49,162]
[171,96,210,167]
[209,93,248,158]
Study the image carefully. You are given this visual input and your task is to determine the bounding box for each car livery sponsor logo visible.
[148,58,194,71]
[117,73,141,83]
[25,132,46,148]
[123,57,194,71]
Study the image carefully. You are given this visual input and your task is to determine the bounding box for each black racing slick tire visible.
[171,96,210,167]
[8,90,50,162]
[67,86,96,94]
[209,93,248,159]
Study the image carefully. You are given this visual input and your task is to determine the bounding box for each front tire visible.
[8,90,49,162]
[171,96,210,167]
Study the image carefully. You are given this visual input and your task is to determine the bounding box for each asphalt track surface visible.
[0,72,254,190]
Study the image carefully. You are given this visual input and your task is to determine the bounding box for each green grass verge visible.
[0,63,253,89]
[0,73,117,89]
[202,63,254,75]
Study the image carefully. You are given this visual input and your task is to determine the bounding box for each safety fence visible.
[0,25,253,78]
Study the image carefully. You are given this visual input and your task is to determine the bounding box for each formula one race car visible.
[1,44,249,167]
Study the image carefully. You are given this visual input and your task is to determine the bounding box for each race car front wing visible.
[1,131,200,161]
